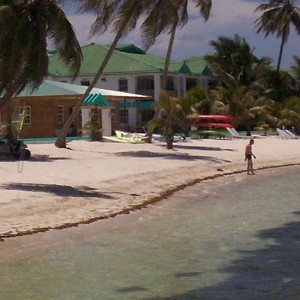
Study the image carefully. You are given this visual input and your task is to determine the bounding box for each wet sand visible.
[1,136,300,238]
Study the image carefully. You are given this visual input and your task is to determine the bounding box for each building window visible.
[166,76,174,91]
[119,109,129,124]
[19,106,31,125]
[101,78,106,82]
[119,78,128,91]
[81,80,90,86]
[186,78,197,91]
[57,105,64,123]
[137,76,154,91]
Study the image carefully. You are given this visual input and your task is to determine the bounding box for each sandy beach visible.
[1,136,300,238]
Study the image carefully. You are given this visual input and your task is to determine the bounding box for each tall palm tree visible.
[210,72,273,135]
[255,0,300,73]
[205,34,258,86]
[55,0,152,148]
[142,0,212,145]
[55,0,212,148]
[0,0,81,142]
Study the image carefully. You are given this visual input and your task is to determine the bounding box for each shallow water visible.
[0,167,300,300]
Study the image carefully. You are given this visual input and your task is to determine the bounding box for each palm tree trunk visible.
[1,89,17,142]
[55,29,124,148]
[162,22,177,91]
[246,124,251,136]
[276,33,286,73]
[145,22,177,145]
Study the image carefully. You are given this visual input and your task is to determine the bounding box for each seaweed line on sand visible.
[1,162,300,241]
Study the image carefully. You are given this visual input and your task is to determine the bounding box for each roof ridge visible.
[80,43,162,73]
[109,47,165,71]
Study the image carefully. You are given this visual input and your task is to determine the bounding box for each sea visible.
[0,166,299,300]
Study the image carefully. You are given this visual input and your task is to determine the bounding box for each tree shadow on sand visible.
[0,183,114,199]
[144,211,300,300]
[114,151,231,164]
[171,144,235,152]
[30,155,72,162]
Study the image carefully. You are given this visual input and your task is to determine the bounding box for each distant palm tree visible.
[205,34,259,86]
[210,72,273,135]
[143,0,212,144]
[255,0,300,73]
[179,87,207,137]
[271,96,300,129]
[0,0,82,142]
[291,55,300,81]
[148,91,183,149]
[257,69,299,103]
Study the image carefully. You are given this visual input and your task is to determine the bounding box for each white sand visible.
[1,136,299,238]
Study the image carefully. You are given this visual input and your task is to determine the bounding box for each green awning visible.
[119,100,155,109]
[83,93,113,108]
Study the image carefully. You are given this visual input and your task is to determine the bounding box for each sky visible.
[64,0,300,69]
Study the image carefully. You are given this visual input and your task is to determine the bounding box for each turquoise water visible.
[0,167,299,299]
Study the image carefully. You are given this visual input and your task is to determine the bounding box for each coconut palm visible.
[55,0,150,148]
[291,55,300,81]
[255,0,300,73]
[210,72,274,135]
[142,0,212,144]
[205,34,273,87]
[148,91,183,149]
[271,96,300,130]
[55,0,212,148]
[179,88,208,136]
[256,69,299,103]
[205,34,256,86]
[141,0,212,90]
[0,0,81,142]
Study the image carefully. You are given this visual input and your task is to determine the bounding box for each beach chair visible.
[276,128,291,139]
[285,129,299,139]
[226,127,249,139]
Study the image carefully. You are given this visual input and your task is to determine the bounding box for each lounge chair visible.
[226,127,250,139]
[285,129,299,139]
[276,128,291,139]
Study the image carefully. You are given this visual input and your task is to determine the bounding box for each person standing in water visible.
[245,139,256,175]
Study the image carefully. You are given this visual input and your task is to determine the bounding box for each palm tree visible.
[256,69,299,103]
[55,0,212,148]
[142,0,212,145]
[141,0,212,90]
[55,0,151,148]
[210,72,274,135]
[255,0,300,73]
[148,91,183,149]
[205,34,259,86]
[271,96,300,130]
[180,88,207,136]
[0,0,81,142]
[291,55,300,81]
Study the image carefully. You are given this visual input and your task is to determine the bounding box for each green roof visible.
[83,93,113,108]
[48,43,211,78]
[16,80,149,100]
[115,44,146,54]
[184,56,212,76]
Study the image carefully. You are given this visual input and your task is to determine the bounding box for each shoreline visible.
[1,138,300,240]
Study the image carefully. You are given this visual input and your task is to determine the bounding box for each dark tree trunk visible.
[55,29,124,148]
